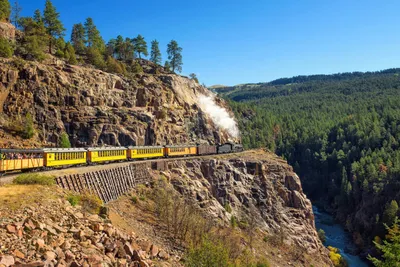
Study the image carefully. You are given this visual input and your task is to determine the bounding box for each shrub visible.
[230,215,238,228]
[67,193,80,206]
[11,57,26,69]
[80,191,103,214]
[23,113,35,139]
[152,178,212,244]
[0,0,11,21]
[59,132,71,148]
[14,173,55,185]
[328,246,348,267]
[131,196,138,204]
[86,47,106,69]
[185,236,230,267]
[318,228,326,243]
[131,60,143,73]
[55,49,64,58]
[224,203,232,213]
[139,196,146,201]
[0,37,14,58]
[106,56,126,74]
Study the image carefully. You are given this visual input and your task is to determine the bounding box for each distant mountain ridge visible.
[214,67,400,102]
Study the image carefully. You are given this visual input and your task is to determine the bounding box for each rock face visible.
[0,22,15,40]
[0,58,236,147]
[161,151,331,263]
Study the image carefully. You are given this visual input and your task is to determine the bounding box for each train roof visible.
[0,148,44,153]
[87,147,127,151]
[43,148,87,152]
[128,146,164,149]
[165,144,197,148]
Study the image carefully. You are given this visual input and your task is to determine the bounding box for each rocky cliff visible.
[0,58,235,148]
[109,150,332,266]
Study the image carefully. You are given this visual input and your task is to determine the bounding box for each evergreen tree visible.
[164,60,171,72]
[106,38,116,57]
[167,40,183,73]
[43,0,65,54]
[11,0,21,28]
[54,37,65,58]
[150,39,161,65]
[0,0,11,21]
[132,34,148,59]
[383,200,399,226]
[59,133,71,148]
[189,73,199,83]
[114,36,134,61]
[368,217,400,266]
[64,42,77,64]
[33,9,42,23]
[86,46,105,69]
[114,35,124,58]
[17,16,47,61]
[84,17,105,52]
[0,37,13,57]
[71,23,85,54]
[23,112,34,139]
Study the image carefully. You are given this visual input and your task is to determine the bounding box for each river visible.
[313,206,368,267]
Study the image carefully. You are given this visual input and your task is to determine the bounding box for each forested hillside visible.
[217,69,400,257]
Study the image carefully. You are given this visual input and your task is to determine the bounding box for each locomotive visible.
[0,142,243,173]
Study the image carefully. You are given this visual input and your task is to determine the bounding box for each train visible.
[0,142,243,173]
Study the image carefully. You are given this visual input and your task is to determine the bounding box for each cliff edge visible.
[0,58,236,148]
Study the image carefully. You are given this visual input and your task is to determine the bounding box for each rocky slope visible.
[0,185,176,267]
[0,57,236,148]
[109,150,333,266]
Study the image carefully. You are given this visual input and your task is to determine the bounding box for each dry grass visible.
[0,184,57,211]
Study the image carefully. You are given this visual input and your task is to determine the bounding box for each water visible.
[313,206,368,267]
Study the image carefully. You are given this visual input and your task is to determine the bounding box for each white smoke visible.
[198,94,240,138]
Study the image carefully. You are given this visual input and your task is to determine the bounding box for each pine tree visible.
[0,0,11,21]
[33,9,42,23]
[167,40,183,73]
[11,1,21,28]
[71,23,85,54]
[368,217,400,266]
[64,42,77,64]
[150,40,161,65]
[43,0,65,54]
[17,16,48,61]
[164,61,171,72]
[189,73,199,83]
[383,200,399,226]
[132,34,148,59]
[84,17,105,52]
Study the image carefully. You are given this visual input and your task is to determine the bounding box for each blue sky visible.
[16,0,400,86]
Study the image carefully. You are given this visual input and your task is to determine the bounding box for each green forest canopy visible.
[217,69,400,259]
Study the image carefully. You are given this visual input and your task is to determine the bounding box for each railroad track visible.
[0,151,248,185]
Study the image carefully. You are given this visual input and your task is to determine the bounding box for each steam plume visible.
[198,94,240,138]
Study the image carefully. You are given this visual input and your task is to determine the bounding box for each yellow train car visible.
[87,147,127,163]
[128,146,164,160]
[44,148,87,167]
[0,149,44,172]
[165,145,197,157]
